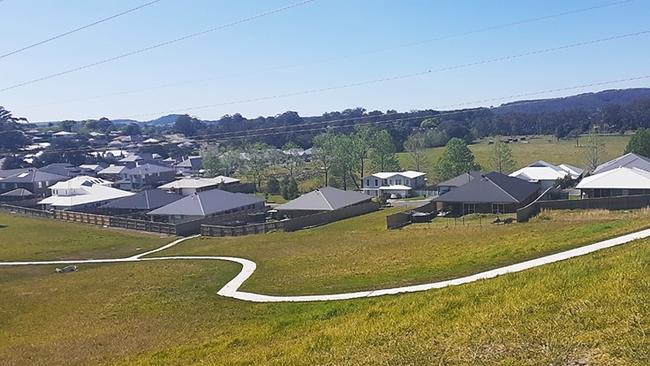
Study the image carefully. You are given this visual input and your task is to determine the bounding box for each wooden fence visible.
[0,204,54,218]
[202,202,380,237]
[517,194,650,222]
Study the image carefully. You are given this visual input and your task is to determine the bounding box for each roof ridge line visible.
[485,175,519,202]
[319,188,335,210]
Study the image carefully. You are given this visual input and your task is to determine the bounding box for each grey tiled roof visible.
[1,169,68,184]
[148,188,263,216]
[100,189,183,210]
[593,153,650,174]
[436,172,539,204]
[276,187,371,211]
[437,171,483,188]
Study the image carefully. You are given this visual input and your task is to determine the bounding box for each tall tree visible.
[625,128,650,158]
[313,132,337,186]
[490,138,516,173]
[403,132,428,172]
[352,126,374,180]
[435,138,481,181]
[241,143,271,191]
[584,128,606,171]
[281,142,305,180]
[370,130,400,172]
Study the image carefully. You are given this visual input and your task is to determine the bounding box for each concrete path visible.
[2,229,650,303]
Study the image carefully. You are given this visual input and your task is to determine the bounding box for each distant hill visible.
[144,114,183,126]
[495,88,650,114]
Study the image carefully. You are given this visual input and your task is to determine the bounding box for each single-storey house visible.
[435,172,539,216]
[509,160,583,190]
[592,153,650,175]
[38,176,134,212]
[276,186,373,218]
[576,167,650,198]
[361,171,427,198]
[38,163,82,178]
[0,169,68,196]
[175,156,203,176]
[99,189,183,216]
[0,188,36,202]
[148,188,265,224]
[436,171,482,195]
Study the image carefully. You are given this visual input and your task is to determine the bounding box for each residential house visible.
[175,156,203,176]
[38,163,82,177]
[436,171,483,195]
[276,186,373,218]
[592,153,650,175]
[435,172,539,216]
[98,165,128,181]
[509,160,584,190]
[78,163,107,176]
[361,171,427,198]
[99,189,183,216]
[38,176,133,212]
[576,167,650,198]
[148,189,265,223]
[0,188,36,202]
[116,163,176,191]
[0,169,68,196]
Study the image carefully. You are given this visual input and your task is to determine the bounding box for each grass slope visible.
[1,238,649,365]
[399,134,631,181]
[0,213,171,261]
[158,209,650,295]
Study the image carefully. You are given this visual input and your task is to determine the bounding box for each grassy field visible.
[1,210,650,365]
[399,134,631,182]
[157,209,650,295]
[0,213,172,261]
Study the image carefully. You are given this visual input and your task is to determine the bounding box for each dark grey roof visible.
[436,172,539,204]
[100,189,183,210]
[38,163,80,177]
[437,171,483,188]
[593,153,650,174]
[175,156,202,170]
[0,168,30,179]
[1,169,68,184]
[276,186,372,211]
[148,188,263,216]
[0,188,34,197]
[123,163,175,176]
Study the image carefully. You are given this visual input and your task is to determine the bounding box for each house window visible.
[366,179,370,187]
[405,179,410,186]
[388,179,393,185]
[492,204,506,214]
[375,179,379,186]
[382,179,387,185]
[396,179,402,185]
[463,203,476,215]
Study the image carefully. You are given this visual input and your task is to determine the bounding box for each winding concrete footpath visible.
[2,229,650,303]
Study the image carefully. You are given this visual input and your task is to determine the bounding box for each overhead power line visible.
[0,0,317,92]
[22,0,634,110]
[30,74,650,156]
[0,0,164,60]
[122,29,650,119]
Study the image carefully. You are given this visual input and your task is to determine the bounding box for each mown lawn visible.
[399,134,631,182]
[157,208,650,295]
[0,213,172,261]
[1,236,649,365]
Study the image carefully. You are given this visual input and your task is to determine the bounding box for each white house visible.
[576,167,650,198]
[38,176,134,211]
[361,171,426,198]
[509,160,583,190]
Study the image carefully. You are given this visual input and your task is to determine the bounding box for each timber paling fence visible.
[516,194,650,222]
[386,201,437,230]
[202,202,380,237]
[0,204,189,235]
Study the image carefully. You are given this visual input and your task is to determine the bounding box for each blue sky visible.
[1,0,649,122]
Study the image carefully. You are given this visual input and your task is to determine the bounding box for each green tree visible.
[242,143,271,191]
[404,132,428,172]
[313,132,337,186]
[625,128,650,158]
[435,138,481,181]
[370,130,400,172]
[490,138,516,173]
[266,176,280,195]
[280,177,299,200]
[584,128,606,171]
[281,142,305,180]
[352,126,375,180]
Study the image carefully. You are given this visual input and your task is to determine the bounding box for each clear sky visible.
[1,0,649,122]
